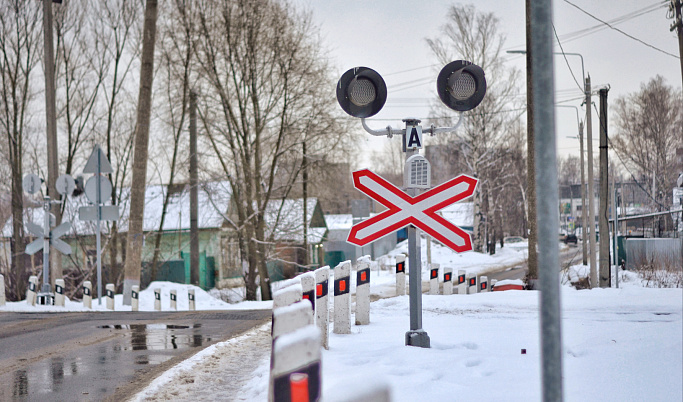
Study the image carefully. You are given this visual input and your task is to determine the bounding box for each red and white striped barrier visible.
[479,276,489,293]
[26,276,38,306]
[0,274,5,307]
[300,272,316,312]
[443,267,453,295]
[188,289,196,310]
[395,255,406,296]
[429,263,440,295]
[355,258,370,325]
[82,281,92,308]
[333,260,351,334]
[55,279,65,307]
[492,279,525,291]
[106,284,115,310]
[457,270,466,295]
[131,285,139,311]
[271,325,321,402]
[314,266,330,349]
[154,288,161,311]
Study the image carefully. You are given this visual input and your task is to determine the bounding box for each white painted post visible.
[443,267,453,295]
[479,276,489,293]
[355,258,370,325]
[106,284,115,310]
[457,270,466,295]
[270,325,321,402]
[272,300,313,339]
[54,279,65,307]
[333,260,351,334]
[0,274,5,307]
[429,263,440,295]
[395,254,406,296]
[131,285,140,311]
[188,289,196,310]
[273,284,303,310]
[154,288,161,311]
[490,279,498,291]
[299,272,316,314]
[26,275,38,306]
[170,289,177,310]
[82,281,92,309]
[467,273,478,294]
[314,266,330,349]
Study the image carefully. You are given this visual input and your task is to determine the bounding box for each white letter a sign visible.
[403,125,423,150]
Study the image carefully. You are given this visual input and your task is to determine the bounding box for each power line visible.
[563,0,679,58]
[552,23,585,92]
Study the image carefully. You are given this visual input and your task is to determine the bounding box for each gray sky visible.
[294,0,681,169]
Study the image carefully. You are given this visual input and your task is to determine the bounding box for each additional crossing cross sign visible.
[347,169,477,253]
[24,221,72,255]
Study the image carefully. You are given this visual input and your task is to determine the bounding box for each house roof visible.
[324,214,353,231]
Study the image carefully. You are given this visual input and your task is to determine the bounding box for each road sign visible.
[347,169,477,253]
[402,124,423,151]
[23,174,41,194]
[79,205,119,221]
[85,175,112,204]
[24,221,72,255]
[56,174,75,196]
[83,145,113,174]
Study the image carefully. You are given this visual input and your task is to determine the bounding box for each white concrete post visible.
[272,300,314,340]
[106,284,115,310]
[333,260,351,334]
[429,263,440,295]
[490,279,498,291]
[54,279,65,307]
[131,285,140,312]
[479,276,489,293]
[270,325,321,402]
[299,272,316,313]
[457,270,466,295]
[26,276,38,306]
[188,289,196,310]
[314,266,330,349]
[467,273,478,294]
[170,289,177,310]
[443,267,453,295]
[355,258,370,325]
[82,281,92,309]
[273,284,303,310]
[154,288,161,311]
[0,274,5,307]
[395,254,406,296]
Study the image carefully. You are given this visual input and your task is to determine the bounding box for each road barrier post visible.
[333,261,351,334]
[26,276,38,306]
[479,276,489,293]
[170,289,177,310]
[467,274,477,294]
[131,285,139,311]
[300,272,316,313]
[271,325,321,402]
[490,278,497,290]
[429,263,440,295]
[83,281,92,308]
[443,267,453,295]
[106,284,115,310]
[154,288,161,311]
[395,254,406,296]
[188,289,196,310]
[273,284,303,310]
[457,270,466,295]
[272,300,313,340]
[314,266,330,349]
[0,274,6,307]
[55,279,65,306]
[356,258,371,325]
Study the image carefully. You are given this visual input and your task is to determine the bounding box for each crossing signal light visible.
[336,67,387,118]
[437,60,487,112]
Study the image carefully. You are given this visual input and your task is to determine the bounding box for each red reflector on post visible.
[290,373,309,402]
[340,280,346,292]
[316,284,322,296]
[361,272,366,282]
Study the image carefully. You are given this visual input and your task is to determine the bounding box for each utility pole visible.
[585,76,598,288]
[190,91,199,286]
[598,88,610,288]
[43,0,61,290]
[670,0,683,89]
[525,0,539,286]
[578,121,588,265]
[302,140,309,268]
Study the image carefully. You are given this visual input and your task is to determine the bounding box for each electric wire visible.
[552,23,585,92]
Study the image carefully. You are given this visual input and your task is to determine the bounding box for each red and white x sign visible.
[347,169,477,253]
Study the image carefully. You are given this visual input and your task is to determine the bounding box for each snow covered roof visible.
[324,214,353,231]
[265,198,327,244]
[437,201,474,228]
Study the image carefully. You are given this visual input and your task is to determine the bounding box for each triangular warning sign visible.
[83,145,113,174]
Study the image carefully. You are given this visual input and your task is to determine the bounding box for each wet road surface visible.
[488,245,584,283]
[0,310,271,401]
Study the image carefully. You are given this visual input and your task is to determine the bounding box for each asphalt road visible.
[487,244,584,284]
[0,310,271,401]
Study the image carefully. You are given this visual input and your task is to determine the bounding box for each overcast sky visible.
[293,0,681,169]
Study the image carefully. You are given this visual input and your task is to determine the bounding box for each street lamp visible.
[336,61,487,348]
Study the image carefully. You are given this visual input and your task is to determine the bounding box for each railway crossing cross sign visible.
[347,169,477,253]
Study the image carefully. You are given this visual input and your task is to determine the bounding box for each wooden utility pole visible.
[586,76,598,288]
[43,0,61,289]
[122,0,159,305]
[670,0,683,89]
[302,140,309,268]
[578,121,588,265]
[190,91,199,286]
[598,88,610,287]
[525,0,538,285]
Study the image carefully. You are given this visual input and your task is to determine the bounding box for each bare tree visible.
[0,1,42,301]
[426,4,521,252]
[557,155,581,185]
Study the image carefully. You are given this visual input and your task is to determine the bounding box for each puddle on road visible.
[4,323,212,400]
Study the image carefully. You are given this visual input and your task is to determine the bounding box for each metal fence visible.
[624,238,683,270]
